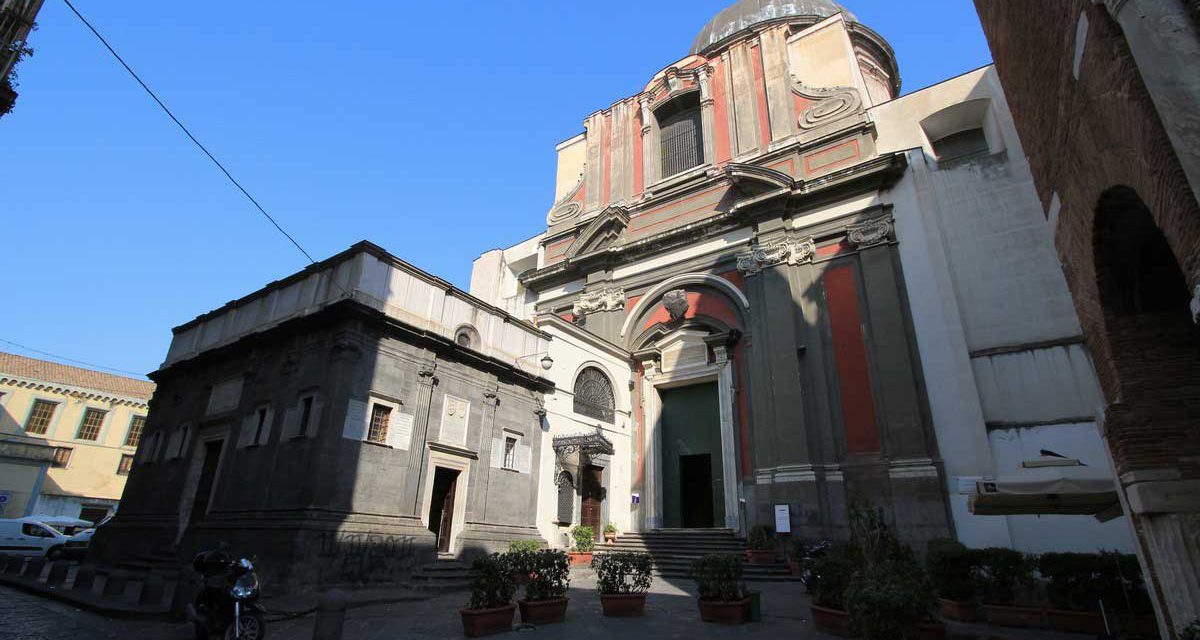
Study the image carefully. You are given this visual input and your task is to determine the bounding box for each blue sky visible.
[0,0,991,378]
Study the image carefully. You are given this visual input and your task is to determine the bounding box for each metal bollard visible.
[169,574,197,621]
[312,588,349,640]
[138,574,165,606]
[4,555,25,575]
[46,560,70,587]
[22,557,46,580]
[72,564,97,592]
[102,568,129,598]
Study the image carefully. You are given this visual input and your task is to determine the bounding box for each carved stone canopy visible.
[572,287,625,318]
[736,237,817,276]
[845,215,894,248]
[553,430,615,479]
[662,289,690,322]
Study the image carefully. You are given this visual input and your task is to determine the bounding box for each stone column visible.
[408,365,438,515]
[697,65,717,166]
[714,345,741,531]
[639,357,663,530]
[638,94,659,189]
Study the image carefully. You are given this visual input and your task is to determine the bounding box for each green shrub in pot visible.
[524,549,570,601]
[691,553,743,601]
[974,547,1035,606]
[805,543,856,610]
[747,524,774,551]
[845,555,938,640]
[926,538,978,602]
[468,553,516,610]
[571,526,595,552]
[593,552,652,594]
[1038,551,1152,614]
[507,539,541,554]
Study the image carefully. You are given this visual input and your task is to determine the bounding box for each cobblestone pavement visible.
[2,569,1098,640]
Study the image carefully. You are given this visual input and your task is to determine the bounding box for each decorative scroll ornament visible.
[572,287,625,318]
[845,216,894,248]
[546,170,586,226]
[663,289,689,322]
[792,79,863,131]
[736,237,817,276]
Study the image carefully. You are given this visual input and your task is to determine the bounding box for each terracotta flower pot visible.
[600,593,647,617]
[459,603,515,638]
[1046,608,1107,635]
[603,532,617,543]
[698,597,751,624]
[568,551,592,565]
[745,549,775,565]
[982,603,1045,629]
[915,620,947,640]
[518,597,569,625]
[937,597,977,622]
[809,604,851,637]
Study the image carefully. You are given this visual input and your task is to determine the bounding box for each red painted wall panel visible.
[712,58,732,165]
[602,112,612,207]
[823,263,881,454]
[750,43,771,148]
[633,105,644,197]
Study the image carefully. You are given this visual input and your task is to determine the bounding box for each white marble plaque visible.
[439,395,470,445]
[390,412,414,450]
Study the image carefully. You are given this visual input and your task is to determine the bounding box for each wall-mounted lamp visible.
[518,352,554,371]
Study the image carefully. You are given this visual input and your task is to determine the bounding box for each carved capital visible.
[572,287,625,318]
[642,358,660,380]
[845,216,894,248]
[736,237,816,276]
[713,344,729,364]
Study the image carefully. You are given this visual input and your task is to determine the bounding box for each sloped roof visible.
[691,0,858,54]
[0,351,154,400]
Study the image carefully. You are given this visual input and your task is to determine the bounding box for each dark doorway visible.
[78,506,109,526]
[428,467,460,553]
[580,465,604,540]
[188,440,223,525]
[679,454,715,528]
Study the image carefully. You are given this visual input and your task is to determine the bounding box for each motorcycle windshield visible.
[229,573,259,601]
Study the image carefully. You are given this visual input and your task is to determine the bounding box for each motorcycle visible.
[186,549,267,640]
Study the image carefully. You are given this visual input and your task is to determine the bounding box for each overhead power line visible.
[0,338,148,378]
[61,0,317,264]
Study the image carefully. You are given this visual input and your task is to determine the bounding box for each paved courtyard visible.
[0,567,1097,640]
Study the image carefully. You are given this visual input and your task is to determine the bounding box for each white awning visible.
[969,456,1121,520]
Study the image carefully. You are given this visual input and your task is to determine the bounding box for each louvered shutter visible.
[516,444,532,474]
[307,400,324,438]
[256,409,274,445]
[490,437,504,468]
[238,414,256,448]
[280,408,298,440]
[342,400,369,441]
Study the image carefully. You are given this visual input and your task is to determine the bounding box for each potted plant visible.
[507,539,541,584]
[845,555,941,640]
[1040,551,1155,635]
[926,539,978,621]
[692,553,750,624]
[517,549,570,625]
[593,551,652,616]
[568,526,594,565]
[459,553,516,638]
[745,524,775,564]
[603,523,618,543]
[975,547,1041,628]
[805,544,856,636]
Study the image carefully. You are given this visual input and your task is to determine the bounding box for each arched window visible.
[657,92,704,177]
[454,325,478,349]
[573,367,615,423]
[1094,187,1189,317]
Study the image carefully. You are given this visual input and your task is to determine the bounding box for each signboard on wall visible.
[0,491,10,516]
[774,504,791,533]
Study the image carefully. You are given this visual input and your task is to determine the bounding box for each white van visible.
[0,517,71,559]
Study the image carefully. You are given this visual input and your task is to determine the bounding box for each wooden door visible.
[436,471,458,553]
[580,465,603,540]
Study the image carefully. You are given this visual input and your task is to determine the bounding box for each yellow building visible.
[0,352,154,523]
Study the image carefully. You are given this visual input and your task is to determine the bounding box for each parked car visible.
[63,514,111,560]
[0,517,72,559]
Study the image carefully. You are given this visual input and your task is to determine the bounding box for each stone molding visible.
[546,172,586,226]
[845,215,894,248]
[663,289,689,321]
[791,79,863,131]
[572,287,625,318]
[736,237,816,276]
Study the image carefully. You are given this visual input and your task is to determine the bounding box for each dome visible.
[690,0,858,55]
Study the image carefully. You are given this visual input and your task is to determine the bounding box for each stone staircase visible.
[409,559,473,593]
[596,528,797,582]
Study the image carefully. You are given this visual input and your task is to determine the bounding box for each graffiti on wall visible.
[313,531,422,583]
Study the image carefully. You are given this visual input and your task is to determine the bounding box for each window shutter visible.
[490,437,504,468]
[257,409,274,445]
[165,430,181,459]
[516,444,532,474]
[342,400,369,441]
[308,400,324,438]
[237,415,256,448]
[280,408,298,440]
[557,482,574,524]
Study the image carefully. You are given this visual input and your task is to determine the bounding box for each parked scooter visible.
[186,549,266,640]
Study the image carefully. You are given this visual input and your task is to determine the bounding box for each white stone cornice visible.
[735,237,816,276]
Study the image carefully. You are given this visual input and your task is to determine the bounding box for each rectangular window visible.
[124,415,146,447]
[367,403,391,444]
[76,408,107,441]
[176,423,190,458]
[503,436,517,470]
[53,447,73,468]
[117,454,134,475]
[931,128,989,162]
[298,396,314,436]
[25,399,58,434]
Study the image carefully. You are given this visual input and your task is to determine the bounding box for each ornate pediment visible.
[723,163,798,214]
[736,237,817,276]
[791,79,863,131]
[564,205,630,259]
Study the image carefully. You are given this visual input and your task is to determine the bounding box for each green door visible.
[660,382,724,528]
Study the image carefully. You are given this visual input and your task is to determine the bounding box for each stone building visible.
[473,0,1134,556]
[0,352,153,522]
[91,243,553,591]
[0,0,43,117]
[974,0,1200,635]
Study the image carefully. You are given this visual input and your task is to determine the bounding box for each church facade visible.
[473,0,1134,554]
